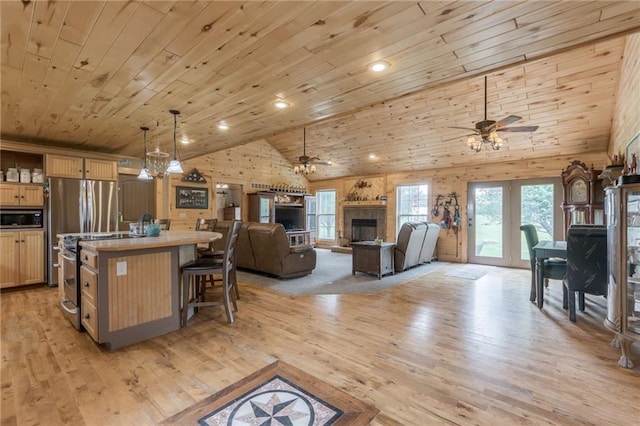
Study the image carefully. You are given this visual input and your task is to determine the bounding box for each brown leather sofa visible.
[394,221,440,272]
[224,221,316,278]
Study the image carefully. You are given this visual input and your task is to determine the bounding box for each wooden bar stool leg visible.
[181,270,190,327]
[223,273,234,323]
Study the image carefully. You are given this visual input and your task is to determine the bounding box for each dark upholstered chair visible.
[563,225,608,322]
[520,224,567,303]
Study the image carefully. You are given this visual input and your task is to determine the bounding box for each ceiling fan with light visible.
[449,76,539,152]
[294,128,332,174]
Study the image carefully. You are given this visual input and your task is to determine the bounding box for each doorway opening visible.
[467,178,562,268]
[216,183,242,220]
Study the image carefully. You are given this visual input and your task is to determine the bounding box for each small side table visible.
[351,241,395,279]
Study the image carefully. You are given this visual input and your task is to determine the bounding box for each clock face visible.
[569,179,588,203]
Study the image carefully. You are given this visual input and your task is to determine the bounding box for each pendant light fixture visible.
[137,126,153,180]
[146,118,170,178]
[165,109,184,174]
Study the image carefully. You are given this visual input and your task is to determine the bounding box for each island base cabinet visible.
[81,298,98,341]
[80,264,99,340]
[87,247,181,350]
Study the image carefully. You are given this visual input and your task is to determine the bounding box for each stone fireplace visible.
[343,206,386,244]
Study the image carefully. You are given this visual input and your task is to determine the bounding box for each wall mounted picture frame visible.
[176,186,209,209]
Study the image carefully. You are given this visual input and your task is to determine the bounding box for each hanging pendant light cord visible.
[172,111,178,158]
[142,126,149,167]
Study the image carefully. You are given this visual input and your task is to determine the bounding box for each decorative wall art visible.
[176,186,209,209]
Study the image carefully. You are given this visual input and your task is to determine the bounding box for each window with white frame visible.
[396,184,430,233]
[316,190,336,240]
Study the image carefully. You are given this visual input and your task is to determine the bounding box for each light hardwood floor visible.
[1,264,639,425]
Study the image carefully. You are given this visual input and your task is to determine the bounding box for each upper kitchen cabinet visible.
[46,154,118,181]
[0,184,44,207]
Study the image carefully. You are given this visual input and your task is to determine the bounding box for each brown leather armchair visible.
[235,222,316,278]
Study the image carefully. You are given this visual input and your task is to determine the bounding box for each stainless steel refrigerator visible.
[47,178,119,286]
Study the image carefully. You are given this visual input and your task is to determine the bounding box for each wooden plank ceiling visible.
[1,1,640,180]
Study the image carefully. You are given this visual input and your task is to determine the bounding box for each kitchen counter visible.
[67,230,222,350]
[77,231,221,251]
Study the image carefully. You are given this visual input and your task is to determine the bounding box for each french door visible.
[467,178,562,268]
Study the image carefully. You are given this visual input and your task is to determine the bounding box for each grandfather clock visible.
[561,160,604,236]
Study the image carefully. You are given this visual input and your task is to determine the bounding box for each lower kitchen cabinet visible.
[80,262,99,340]
[0,230,45,288]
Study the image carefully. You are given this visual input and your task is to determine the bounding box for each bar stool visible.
[181,220,241,326]
[195,218,217,256]
[155,218,172,230]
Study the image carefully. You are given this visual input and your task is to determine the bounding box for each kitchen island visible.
[72,231,221,350]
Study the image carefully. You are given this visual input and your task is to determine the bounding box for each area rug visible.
[162,361,378,425]
[444,264,492,280]
[236,248,447,296]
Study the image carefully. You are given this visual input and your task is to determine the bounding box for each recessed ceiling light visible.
[180,136,190,145]
[368,61,390,72]
[218,123,229,130]
[369,153,377,159]
[274,100,290,109]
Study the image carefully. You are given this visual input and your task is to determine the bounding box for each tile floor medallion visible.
[199,375,342,425]
[163,361,378,425]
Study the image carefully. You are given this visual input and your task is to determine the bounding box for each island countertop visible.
[77,231,222,252]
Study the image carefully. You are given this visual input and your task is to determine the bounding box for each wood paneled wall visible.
[311,152,608,262]
[163,140,310,230]
[610,33,640,157]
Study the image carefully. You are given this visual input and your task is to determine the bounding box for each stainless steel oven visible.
[0,209,43,229]
[58,233,134,330]
[59,244,81,329]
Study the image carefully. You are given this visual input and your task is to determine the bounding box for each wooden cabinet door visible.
[84,159,117,181]
[19,186,44,206]
[19,231,45,285]
[0,184,20,206]
[0,232,19,288]
[46,154,84,178]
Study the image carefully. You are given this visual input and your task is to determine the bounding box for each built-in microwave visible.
[0,209,44,229]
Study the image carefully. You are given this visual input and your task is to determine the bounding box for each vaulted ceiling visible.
[2,1,640,180]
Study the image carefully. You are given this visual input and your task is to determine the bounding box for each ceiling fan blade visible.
[443,134,476,142]
[448,126,478,132]
[310,157,332,165]
[495,115,522,127]
[499,126,539,132]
